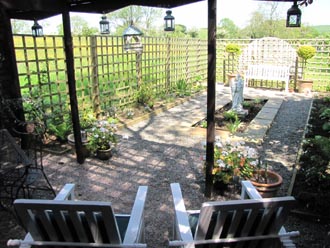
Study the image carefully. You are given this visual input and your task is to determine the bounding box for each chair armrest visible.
[53,184,75,201]
[241,181,298,247]
[123,186,148,245]
[240,180,262,200]
[169,183,194,244]
[8,184,76,247]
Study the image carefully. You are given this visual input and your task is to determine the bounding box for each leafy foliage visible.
[207,139,259,184]
[87,119,118,153]
[135,83,154,106]
[297,45,317,62]
[225,44,241,55]
[223,110,238,122]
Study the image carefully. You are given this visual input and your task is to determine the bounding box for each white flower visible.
[215,141,222,148]
[216,159,226,168]
[250,160,258,166]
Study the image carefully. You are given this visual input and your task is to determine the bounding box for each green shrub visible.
[225,44,241,55]
[176,79,190,96]
[135,83,154,105]
[224,110,238,122]
[320,108,330,120]
[297,45,316,62]
[226,119,241,133]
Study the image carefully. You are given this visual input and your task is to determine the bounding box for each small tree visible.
[225,43,241,74]
[297,45,316,79]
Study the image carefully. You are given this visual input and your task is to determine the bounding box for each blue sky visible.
[42,0,329,34]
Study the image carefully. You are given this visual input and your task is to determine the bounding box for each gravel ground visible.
[1,88,329,248]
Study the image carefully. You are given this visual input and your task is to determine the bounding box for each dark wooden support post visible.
[0,6,27,142]
[205,0,217,197]
[62,7,85,164]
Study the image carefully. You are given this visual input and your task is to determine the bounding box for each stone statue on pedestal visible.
[230,74,245,115]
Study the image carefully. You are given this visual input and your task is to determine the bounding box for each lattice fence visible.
[13,35,330,121]
[220,38,330,91]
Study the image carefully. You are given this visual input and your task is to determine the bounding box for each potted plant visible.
[87,118,118,160]
[225,43,241,86]
[297,45,316,94]
[205,138,259,193]
[249,160,283,198]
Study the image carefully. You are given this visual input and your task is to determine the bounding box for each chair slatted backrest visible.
[14,199,122,245]
[194,197,296,248]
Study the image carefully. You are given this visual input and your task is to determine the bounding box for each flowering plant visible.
[87,118,118,153]
[205,138,259,184]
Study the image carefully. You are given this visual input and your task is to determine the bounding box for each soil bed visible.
[193,99,266,132]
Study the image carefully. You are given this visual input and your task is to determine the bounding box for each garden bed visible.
[292,95,330,220]
[193,98,267,133]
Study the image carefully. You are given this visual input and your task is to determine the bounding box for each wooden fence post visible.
[90,36,101,118]
[166,36,171,90]
[136,51,142,87]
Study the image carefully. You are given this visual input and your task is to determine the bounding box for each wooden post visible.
[166,37,171,90]
[136,51,142,87]
[62,7,85,164]
[205,0,217,197]
[90,36,101,118]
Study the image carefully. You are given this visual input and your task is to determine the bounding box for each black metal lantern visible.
[123,22,143,52]
[99,15,110,34]
[164,10,175,31]
[31,20,43,37]
[286,0,302,27]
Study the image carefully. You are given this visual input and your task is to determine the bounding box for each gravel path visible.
[2,88,329,248]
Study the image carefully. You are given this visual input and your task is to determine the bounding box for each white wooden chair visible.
[169,181,299,248]
[7,183,148,248]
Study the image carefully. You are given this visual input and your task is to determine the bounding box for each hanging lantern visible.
[99,15,110,34]
[123,22,143,52]
[31,19,43,37]
[286,0,302,27]
[164,10,175,31]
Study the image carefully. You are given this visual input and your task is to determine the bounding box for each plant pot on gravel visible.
[250,169,283,198]
[296,45,316,94]
[297,79,313,94]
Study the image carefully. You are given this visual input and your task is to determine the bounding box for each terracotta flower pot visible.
[297,79,313,94]
[250,170,283,198]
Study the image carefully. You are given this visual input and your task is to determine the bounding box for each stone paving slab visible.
[255,104,282,120]
[119,85,286,147]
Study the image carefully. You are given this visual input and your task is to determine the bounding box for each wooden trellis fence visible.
[14,35,208,117]
[220,38,330,91]
[13,35,330,121]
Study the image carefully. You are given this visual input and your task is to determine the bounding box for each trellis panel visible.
[13,35,330,125]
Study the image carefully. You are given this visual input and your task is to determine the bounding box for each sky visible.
[172,0,330,28]
[41,0,330,34]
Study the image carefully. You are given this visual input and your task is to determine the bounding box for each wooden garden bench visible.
[244,64,291,92]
